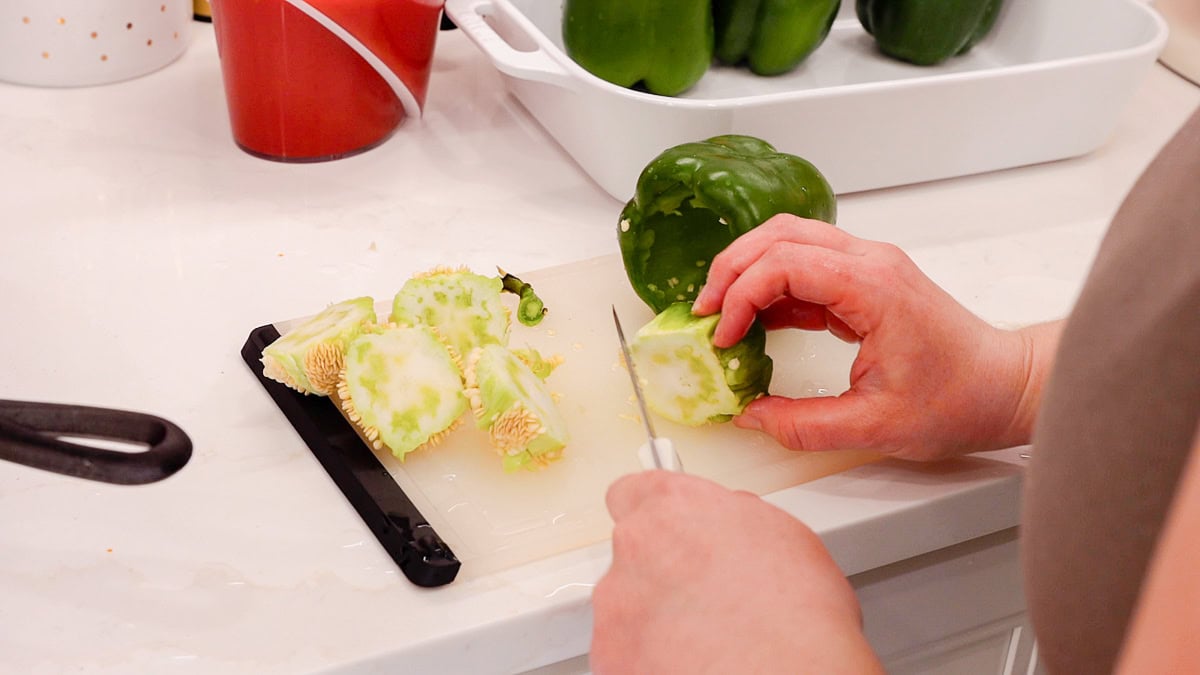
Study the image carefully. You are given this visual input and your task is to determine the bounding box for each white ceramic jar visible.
[0,0,192,87]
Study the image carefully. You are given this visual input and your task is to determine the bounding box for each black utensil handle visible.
[0,400,192,485]
[242,324,461,588]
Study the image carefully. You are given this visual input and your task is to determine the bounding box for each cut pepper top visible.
[618,135,837,314]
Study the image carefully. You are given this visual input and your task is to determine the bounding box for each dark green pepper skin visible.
[714,0,842,76]
[619,135,837,314]
[562,0,713,96]
[857,0,1004,66]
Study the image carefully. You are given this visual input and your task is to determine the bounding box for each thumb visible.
[606,470,725,521]
[735,393,881,453]
[606,470,676,521]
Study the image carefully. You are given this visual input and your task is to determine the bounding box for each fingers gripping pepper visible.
[618,135,837,314]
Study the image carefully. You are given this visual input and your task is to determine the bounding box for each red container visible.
[211,0,443,162]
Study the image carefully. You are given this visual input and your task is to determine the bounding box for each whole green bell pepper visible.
[562,0,713,97]
[713,0,842,76]
[857,0,1004,66]
[619,135,837,314]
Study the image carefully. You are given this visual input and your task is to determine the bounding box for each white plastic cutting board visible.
[280,255,879,579]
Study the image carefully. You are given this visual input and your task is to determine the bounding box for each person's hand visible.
[692,214,1057,461]
[590,470,882,674]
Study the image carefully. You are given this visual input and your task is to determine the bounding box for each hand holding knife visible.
[612,307,684,473]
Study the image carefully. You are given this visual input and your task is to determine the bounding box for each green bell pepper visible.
[713,0,842,76]
[561,0,713,97]
[618,135,837,314]
[857,0,1004,66]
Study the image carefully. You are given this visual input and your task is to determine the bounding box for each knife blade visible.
[612,306,682,472]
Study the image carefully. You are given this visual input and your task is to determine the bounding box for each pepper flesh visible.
[618,135,837,314]
[630,303,772,425]
[857,0,1004,66]
[390,267,510,363]
[337,325,468,460]
[464,344,569,472]
[714,0,842,76]
[561,0,713,96]
[260,296,376,396]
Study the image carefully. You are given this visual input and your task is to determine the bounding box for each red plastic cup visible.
[211,0,444,162]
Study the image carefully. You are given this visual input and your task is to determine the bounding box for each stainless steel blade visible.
[611,306,662,469]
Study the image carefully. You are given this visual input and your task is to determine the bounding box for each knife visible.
[612,307,683,473]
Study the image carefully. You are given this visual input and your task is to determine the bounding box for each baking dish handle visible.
[445,0,576,90]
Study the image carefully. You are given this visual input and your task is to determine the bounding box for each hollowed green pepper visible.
[561,0,713,96]
[618,135,837,314]
[714,0,842,76]
[857,0,1004,66]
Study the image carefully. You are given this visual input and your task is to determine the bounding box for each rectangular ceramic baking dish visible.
[444,0,1167,201]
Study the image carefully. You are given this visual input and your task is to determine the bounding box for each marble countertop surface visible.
[1,21,1196,675]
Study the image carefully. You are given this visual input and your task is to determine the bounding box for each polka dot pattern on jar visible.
[3,1,191,86]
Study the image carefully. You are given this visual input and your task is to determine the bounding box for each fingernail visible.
[710,326,728,348]
[734,414,761,431]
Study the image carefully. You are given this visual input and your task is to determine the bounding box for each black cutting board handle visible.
[241,324,461,588]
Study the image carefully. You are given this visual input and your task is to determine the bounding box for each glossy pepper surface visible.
[618,135,837,314]
[713,0,842,76]
[561,0,713,96]
[857,0,1004,66]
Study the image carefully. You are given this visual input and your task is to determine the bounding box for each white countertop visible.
[1,22,1196,675]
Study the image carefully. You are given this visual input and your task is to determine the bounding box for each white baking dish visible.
[444,0,1167,201]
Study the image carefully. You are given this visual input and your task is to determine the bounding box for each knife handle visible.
[638,437,683,473]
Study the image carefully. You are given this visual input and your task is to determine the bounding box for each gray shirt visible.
[1023,106,1200,673]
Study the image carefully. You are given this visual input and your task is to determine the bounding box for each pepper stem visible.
[498,268,548,326]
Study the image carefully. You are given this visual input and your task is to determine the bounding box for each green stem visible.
[498,269,547,326]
